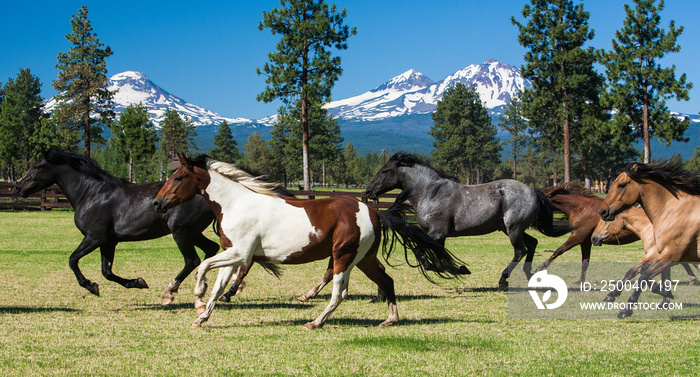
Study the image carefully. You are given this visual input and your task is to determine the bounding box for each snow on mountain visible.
[326,59,531,121]
[45,71,254,127]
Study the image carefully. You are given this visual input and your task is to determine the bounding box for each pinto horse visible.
[599,160,700,318]
[15,147,219,303]
[152,154,468,329]
[364,152,566,290]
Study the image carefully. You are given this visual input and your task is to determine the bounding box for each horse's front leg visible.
[618,262,667,319]
[99,243,149,290]
[191,265,237,328]
[219,265,251,302]
[69,237,102,296]
[298,258,334,302]
[604,262,643,302]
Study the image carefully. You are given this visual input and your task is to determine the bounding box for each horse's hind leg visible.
[681,263,697,285]
[522,233,537,279]
[498,231,527,291]
[298,258,334,302]
[163,232,217,305]
[357,257,398,327]
[99,243,149,289]
[304,253,356,330]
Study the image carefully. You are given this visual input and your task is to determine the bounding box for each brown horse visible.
[592,205,699,302]
[600,160,700,318]
[152,154,467,328]
[536,183,638,282]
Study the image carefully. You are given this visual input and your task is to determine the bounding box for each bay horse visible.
[152,154,468,329]
[591,205,699,302]
[364,152,566,290]
[15,147,219,303]
[599,160,700,318]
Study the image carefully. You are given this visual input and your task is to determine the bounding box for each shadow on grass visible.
[0,306,80,314]
[133,301,313,312]
[205,316,492,329]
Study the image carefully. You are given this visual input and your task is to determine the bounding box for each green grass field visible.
[0,211,699,376]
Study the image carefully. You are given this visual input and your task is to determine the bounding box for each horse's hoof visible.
[573,280,585,285]
[190,322,202,328]
[87,283,100,296]
[195,305,206,316]
[378,319,398,327]
[218,295,231,303]
[689,277,697,286]
[603,295,616,303]
[135,277,149,289]
[297,295,309,303]
[302,322,319,330]
[618,309,633,319]
[161,296,174,306]
[498,282,508,291]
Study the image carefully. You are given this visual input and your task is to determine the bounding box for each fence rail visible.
[0,182,403,214]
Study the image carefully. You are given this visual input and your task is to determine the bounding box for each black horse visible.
[364,152,567,289]
[15,147,219,304]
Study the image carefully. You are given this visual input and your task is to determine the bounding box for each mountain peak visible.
[372,69,433,92]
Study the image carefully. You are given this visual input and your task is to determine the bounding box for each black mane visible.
[390,152,459,182]
[625,160,700,196]
[45,147,128,187]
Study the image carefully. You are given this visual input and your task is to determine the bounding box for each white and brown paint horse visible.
[152,154,467,329]
[599,160,700,318]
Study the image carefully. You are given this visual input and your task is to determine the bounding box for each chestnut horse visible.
[592,205,699,302]
[152,154,468,329]
[600,160,700,318]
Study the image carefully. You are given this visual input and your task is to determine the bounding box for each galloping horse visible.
[592,205,699,302]
[599,160,700,318]
[15,147,219,303]
[152,154,468,329]
[364,152,565,290]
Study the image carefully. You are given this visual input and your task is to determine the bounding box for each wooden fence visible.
[0,182,400,213]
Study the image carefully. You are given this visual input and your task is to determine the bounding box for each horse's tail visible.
[376,201,470,282]
[533,190,570,237]
[258,262,283,278]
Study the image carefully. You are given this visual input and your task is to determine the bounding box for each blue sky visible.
[2,0,699,120]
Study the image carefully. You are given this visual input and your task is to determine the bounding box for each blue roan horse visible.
[364,152,566,289]
[15,147,220,303]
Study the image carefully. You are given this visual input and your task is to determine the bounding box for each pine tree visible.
[211,121,240,163]
[257,0,356,191]
[159,109,196,159]
[243,131,271,175]
[498,94,529,180]
[598,0,692,163]
[429,83,501,184]
[110,103,157,181]
[52,6,114,158]
[512,0,601,182]
[0,68,44,179]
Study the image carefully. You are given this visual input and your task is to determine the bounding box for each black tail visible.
[534,190,571,237]
[376,201,470,282]
[258,262,283,278]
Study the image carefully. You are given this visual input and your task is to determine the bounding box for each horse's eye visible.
[174,176,184,182]
[617,182,626,189]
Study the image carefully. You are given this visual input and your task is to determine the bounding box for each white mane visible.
[206,159,280,198]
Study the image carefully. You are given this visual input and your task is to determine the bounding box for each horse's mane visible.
[202,156,282,198]
[625,160,700,196]
[44,147,128,187]
[390,152,459,182]
[542,182,598,199]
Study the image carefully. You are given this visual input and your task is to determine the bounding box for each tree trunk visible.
[83,103,91,158]
[643,86,651,163]
[301,48,311,194]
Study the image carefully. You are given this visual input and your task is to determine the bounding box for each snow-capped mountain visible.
[45,71,254,127]
[326,59,531,121]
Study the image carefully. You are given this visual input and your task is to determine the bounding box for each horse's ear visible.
[630,163,639,172]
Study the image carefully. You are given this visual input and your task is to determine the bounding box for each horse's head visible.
[599,168,641,221]
[364,155,405,200]
[153,153,210,213]
[15,152,57,198]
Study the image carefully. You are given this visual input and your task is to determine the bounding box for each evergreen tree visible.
[242,131,271,175]
[257,0,356,191]
[429,83,501,184]
[0,68,44,179]
[110,103,158,181]
[512,0,601,182]
[159,109,196,159]
[498,94,529,180]
[598,0,692,163]
[52,6,114,157]
[211,121,240,164]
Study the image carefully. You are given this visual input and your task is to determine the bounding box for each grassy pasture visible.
[0,211,699,376]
